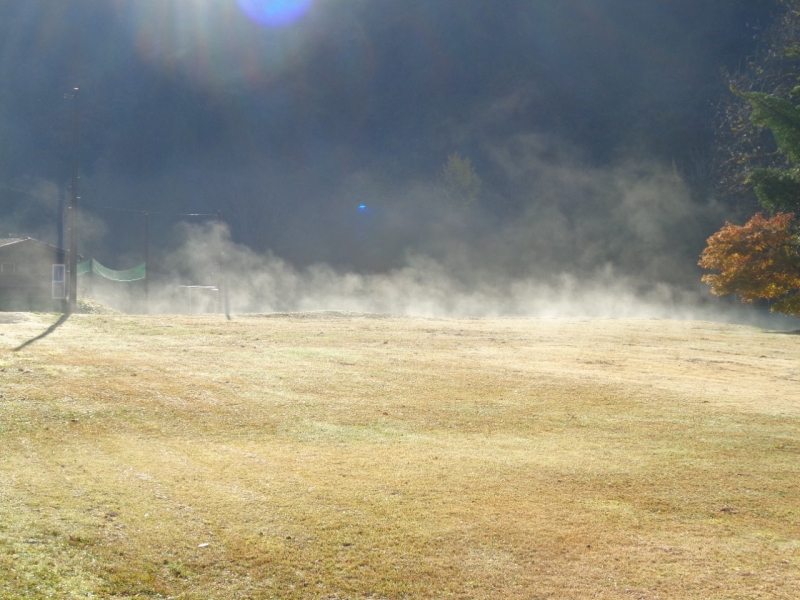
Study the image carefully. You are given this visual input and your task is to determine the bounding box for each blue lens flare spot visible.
[237,0,313,27]
[358,204,368,212]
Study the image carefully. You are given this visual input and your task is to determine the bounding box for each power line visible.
[84,203,218,217]
[0,184,56,201]
[0,186,217,218]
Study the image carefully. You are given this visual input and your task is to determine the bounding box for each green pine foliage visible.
[738,90,800,213]
[740,92,800,163]
[747,168,800,213]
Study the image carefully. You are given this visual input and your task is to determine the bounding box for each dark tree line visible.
[702,0,800,315]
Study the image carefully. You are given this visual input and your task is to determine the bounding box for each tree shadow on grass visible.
[13,313,70,352]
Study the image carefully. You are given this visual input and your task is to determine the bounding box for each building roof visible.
[0,237,68,252]
[0,238,27,248]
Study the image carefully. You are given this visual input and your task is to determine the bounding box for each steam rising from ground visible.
[127,224,791,329]
[79,134,796,328]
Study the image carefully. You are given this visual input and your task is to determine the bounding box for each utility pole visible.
[68,87,80,314]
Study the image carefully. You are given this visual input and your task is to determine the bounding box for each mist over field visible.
[0,1,791,324]
[155,239,773,325]
[83,135,795,328]
[76,132,789,328]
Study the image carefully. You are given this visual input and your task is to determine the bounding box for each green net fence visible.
[76,260,92,277]
[77,259,146,282]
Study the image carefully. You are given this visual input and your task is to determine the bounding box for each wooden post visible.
[144,211,149,313]
[216,211,230,319]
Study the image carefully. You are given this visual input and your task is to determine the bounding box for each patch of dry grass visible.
[1,312,799,599]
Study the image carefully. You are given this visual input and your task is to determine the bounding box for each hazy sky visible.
[0,0,780,279]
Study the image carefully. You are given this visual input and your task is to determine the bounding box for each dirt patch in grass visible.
[1,313,799,599]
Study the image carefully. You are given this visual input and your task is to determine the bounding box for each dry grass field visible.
[1,311,799,599]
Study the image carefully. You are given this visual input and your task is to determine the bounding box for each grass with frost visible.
[1,312,799,599]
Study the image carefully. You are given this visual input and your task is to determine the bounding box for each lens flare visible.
[236,0,313,27]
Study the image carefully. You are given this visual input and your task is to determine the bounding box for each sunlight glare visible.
[236,0,313,27]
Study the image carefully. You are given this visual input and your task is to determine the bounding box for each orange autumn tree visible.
[699,213,800,314]
[701,84,800,316]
